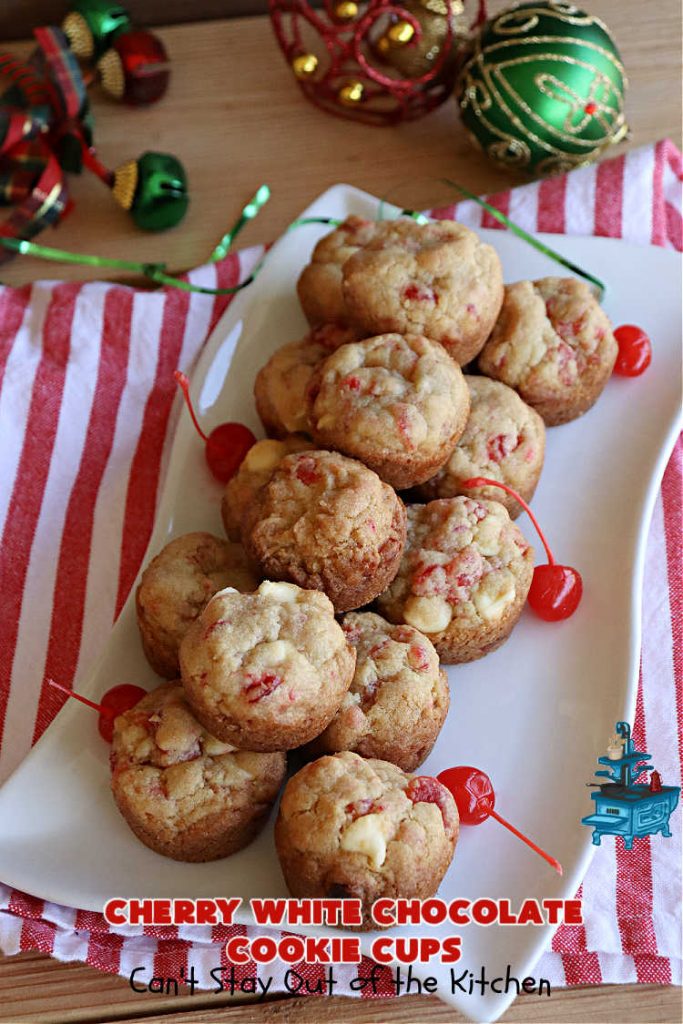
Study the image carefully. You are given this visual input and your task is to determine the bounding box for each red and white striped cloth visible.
[0,140,681,994]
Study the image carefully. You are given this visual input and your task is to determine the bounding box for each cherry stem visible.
[174,370,208,442]
[47,678,115,718]
[488,808,563,876]
[462,477,555,566]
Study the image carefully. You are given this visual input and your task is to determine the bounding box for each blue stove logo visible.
[581,721,680,851]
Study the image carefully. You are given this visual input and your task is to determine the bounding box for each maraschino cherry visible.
[612,325,652,377]
[47,679,147,742]
[437,765,562,875]
[462,478,582,622]
[174,371,256,483]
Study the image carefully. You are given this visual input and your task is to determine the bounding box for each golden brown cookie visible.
[478,277,618,425]
[297,216,381,326]
[307,333,470,489]
[136,532,260,679]
[416,375,545,518]
[376,497,534,663]
[254,324,359,438]
[111,683,285,861]
[275,751,458,929]
[243,450,407,613]
[221,434,314,541]
[307,612,449,772]
[179,581,356,751]
[341,219,504,365]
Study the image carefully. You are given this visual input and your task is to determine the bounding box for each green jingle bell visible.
[455,1,628,177]
[113,151,189,231]
[62,0,131,60]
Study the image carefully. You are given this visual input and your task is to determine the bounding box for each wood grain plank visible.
[0,951,681,1023]
[104,988,683,1024]
[1,2,680,287]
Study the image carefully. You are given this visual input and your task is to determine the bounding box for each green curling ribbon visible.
[0,182,604,300]
[0,185,273,296]
[442,178,605,297]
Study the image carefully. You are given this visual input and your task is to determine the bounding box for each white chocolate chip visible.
[473,574,516,622]
[475,515,501,556]
[342,690,362,708]
[403,595,452,634]
[244,439,287,473]
[340,814,387,870]
[255,639,293,665]
[164,760,203,800]
[211,586,238,601]
[333,345,363,375]
[203,735,236,756]
[258,580,301,603]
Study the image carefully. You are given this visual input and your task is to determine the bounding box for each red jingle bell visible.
[98,29,170,106]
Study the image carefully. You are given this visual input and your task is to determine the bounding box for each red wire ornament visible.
[269,0,486,125]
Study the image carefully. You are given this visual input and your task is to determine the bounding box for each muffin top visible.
[417,375,545,515]
[137,532,259,652]
[308,333,469,466]
[179,579,355,731]
[341,218,503,364]
[222,434,314,540]
[255,324,358,436]
[243,449,406,611]
[377,496,534,636]
[312,611,448,770]
[278,750,458,873]
[111,683,281,826]
[479,277,617,399]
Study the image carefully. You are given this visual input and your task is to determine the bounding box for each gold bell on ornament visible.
[292,53,319,79]
[338,80,365,105]
[334,1,359,19]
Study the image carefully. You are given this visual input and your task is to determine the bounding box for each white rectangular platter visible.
[0,185,680,1023]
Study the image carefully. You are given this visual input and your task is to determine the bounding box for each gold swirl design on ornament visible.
[494,4,596,35]
[489,137,532,166]
[534,153,590,175]
[457,36,625,162]
[536,71,617,134]
[490,54,625,146]
[478,35,626,77]
[460,72,493,111]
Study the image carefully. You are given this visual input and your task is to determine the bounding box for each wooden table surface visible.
[1,5,681,1023]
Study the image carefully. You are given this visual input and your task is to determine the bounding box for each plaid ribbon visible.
[0,28,89,262]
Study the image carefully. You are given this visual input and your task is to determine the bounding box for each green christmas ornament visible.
[62,0,131,60]
[455,1,628,177]
[113,151,189,231]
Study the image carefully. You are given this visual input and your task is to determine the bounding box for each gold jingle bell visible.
[292,53,319,79]
[335,1,359,19]
[338,80,364,105]
[388,20,416,45]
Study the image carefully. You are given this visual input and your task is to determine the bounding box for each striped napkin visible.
[0,139,681,994]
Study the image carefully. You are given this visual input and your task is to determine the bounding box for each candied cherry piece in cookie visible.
[462,477,582,622]
[47,678,147,742]
[438,765,562,875]
[174,371,256,483]
[612,325,652,377]
[405,775,458,834]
